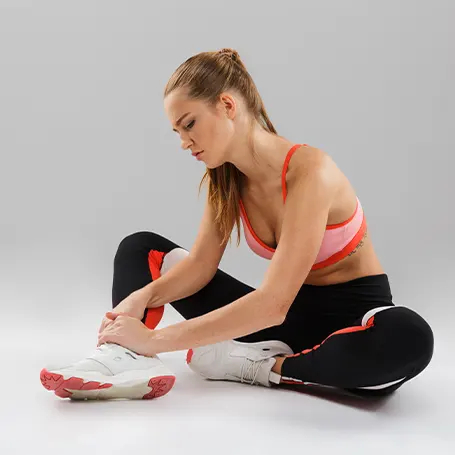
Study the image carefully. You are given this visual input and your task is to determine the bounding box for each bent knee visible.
[375,306,434,372]
[117,231,159,250]
[115,231,181,257]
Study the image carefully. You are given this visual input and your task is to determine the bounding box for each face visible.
[164,88,236,168]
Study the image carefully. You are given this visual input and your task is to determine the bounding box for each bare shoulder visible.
[287,144,342,189]
[288,145,361,226]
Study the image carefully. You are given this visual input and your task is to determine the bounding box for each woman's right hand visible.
[98,291,148,335]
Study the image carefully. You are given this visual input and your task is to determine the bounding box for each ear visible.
[219,92,236,118]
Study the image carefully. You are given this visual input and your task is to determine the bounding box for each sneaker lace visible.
[96,342,138,359]
[240,358,267,385]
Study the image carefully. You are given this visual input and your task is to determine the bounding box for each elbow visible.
[273,309,287,326]
[257,288,289,327]
[265,302,288,327]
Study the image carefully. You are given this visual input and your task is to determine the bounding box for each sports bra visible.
[239,144,367,271]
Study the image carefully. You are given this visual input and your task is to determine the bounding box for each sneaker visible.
[40,342,176,400]
[186,340,294,388]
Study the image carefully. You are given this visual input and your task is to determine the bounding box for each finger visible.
[106,311,123,320]
[98,317,112,334]
[99,330,116,345]
[98,333,109,346]
[99,323,113,336]
[99,319,107,333]
[104,319,114,329]
[98,329,106,342]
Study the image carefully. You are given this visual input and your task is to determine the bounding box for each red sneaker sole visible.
[143,376,176,399]
[40,368,175,400]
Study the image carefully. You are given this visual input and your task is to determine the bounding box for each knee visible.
[114,231,186,268]
[114,231,149,258]
[385,306,434,375]
[115,231,164,255]
[118,231,155,249]
[409,311,434,375]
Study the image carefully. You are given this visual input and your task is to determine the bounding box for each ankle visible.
[271,355,286,375]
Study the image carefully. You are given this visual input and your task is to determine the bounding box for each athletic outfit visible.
[240,144,367,269]
[112,144,433,396]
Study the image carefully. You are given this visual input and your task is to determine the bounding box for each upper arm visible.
[259,150,338,317]
[188,192,233,275]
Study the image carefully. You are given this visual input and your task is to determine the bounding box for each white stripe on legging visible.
[361,305,399,326]
[161,247,189,274]
[281,377,407,390]
[354,377,407,390]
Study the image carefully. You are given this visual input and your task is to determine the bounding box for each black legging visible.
[112,231,434,397]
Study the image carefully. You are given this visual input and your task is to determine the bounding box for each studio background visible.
[0,1,453,453]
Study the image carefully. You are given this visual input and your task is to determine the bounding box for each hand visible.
[98,291,147,336]
[97,312,157,356]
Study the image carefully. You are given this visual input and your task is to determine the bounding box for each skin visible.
[97,87,387,378]
[164,87,385,377]
[164,87,384,287]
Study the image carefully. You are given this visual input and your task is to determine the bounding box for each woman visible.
[40,48,433,401]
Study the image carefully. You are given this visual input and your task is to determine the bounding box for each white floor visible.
[1,312,453,455]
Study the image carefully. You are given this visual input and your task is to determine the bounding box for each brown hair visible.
[164,48,278,247]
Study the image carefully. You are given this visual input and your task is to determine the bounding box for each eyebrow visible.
[172,112,191,132]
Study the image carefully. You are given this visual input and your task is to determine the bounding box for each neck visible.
[225,126,295,188]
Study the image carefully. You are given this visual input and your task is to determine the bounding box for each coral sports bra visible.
[239,144,367,271]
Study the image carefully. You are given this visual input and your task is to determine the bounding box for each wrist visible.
[147,328,168,355]
[137,282,163,309]
[132,288,151,310]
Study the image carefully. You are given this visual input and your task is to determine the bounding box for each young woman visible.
[40,48,433,401]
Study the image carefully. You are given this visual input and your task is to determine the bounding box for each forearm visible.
[138,255,217,309]
[150,289,284,354]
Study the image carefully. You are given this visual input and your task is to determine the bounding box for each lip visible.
[193,150,204,159]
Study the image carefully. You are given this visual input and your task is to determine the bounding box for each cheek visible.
[198,123,215,150]
[211,119,232,148]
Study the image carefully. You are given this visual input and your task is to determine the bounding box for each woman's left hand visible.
[97,312,157,357]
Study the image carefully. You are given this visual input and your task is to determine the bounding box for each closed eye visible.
[185,120,195,130]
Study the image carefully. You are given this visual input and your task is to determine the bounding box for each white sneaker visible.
[40,343,176,400]
[186,340,294,388]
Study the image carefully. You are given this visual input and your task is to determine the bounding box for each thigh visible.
[278,274,397,354]
[281,305,434,396]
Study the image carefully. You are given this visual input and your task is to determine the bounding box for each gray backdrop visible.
[1,1,452,335]
[0,1,453,452]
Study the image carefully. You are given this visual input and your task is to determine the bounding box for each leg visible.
[112,231,294,344]
[277,305,434,396]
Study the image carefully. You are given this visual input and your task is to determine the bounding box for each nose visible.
[181,139,193,151]
[178,129,194,151]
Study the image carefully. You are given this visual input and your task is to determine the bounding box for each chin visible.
[202,154,215,169]
[208,155,228,169]
[207,162,223,170]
